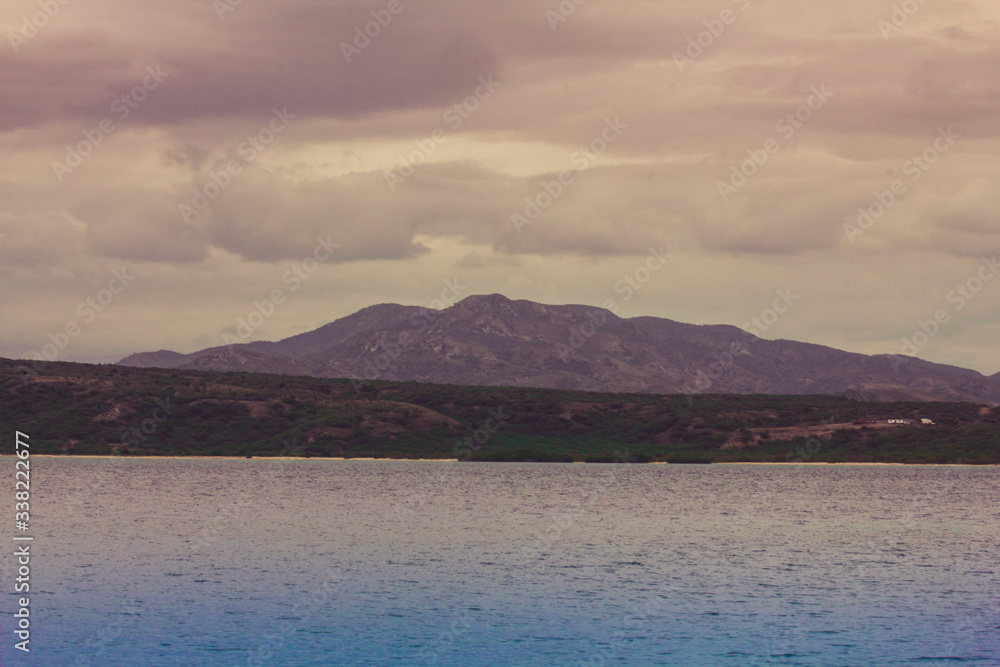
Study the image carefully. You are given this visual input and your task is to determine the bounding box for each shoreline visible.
[5,455,995,466]
[709,461,996,466]
[19,455,461,461]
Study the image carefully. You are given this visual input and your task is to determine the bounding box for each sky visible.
[1,0,998,374]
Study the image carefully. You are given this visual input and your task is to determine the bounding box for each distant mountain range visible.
[118,294,1000,405]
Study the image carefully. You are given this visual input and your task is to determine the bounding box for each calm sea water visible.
[2,459,998,666]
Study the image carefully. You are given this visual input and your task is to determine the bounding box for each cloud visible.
[75,188,208,262]
[0,1,502,131]
[1,0,999,374]
[0,210,85,265]
[200,166,431,262]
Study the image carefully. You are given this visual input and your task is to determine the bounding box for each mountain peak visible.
[455,293,514,308]
[116,295,1000,404]
[117,349,188,368]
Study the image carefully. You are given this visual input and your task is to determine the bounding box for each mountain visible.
[117,349,188,368]
[118,294,1000,405]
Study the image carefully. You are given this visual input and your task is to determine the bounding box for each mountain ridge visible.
[118,294,1000,405]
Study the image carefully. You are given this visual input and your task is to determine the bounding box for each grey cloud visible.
[201,166,429,262]
[0,211,85,265]
[1,2,503,132]
[160,144,211,171]
[75,189,208,262]
[3,0,1000,373]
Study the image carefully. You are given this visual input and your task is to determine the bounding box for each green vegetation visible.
[2,358,998,463]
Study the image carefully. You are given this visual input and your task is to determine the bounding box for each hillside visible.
[117,294,1000,405]
[4,357,999,464]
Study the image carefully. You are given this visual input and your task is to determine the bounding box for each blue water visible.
[2,459,998,666]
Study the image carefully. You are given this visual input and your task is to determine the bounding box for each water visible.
[2,459,998,666]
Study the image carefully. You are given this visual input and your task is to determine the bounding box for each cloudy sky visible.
[2,0,998,374]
